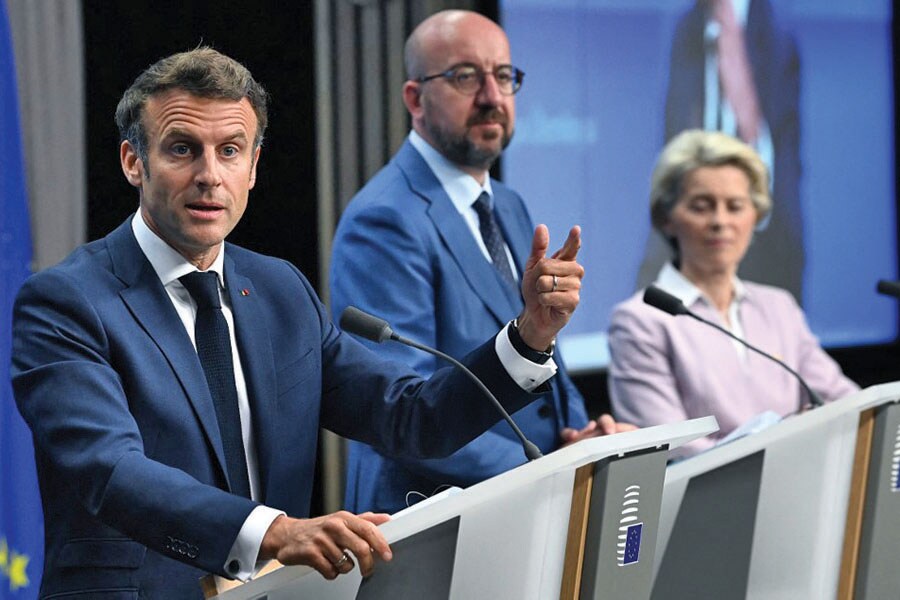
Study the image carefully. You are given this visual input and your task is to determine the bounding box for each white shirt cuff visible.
[495,322,557,391]
[224,505,285,581]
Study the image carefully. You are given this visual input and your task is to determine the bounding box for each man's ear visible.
[120,140,144,187]
[402,80,423,120]
[248,145,261,189]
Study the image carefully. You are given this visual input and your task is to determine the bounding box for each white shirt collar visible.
[408,130,494,211]
[131,211,226,286]
[654,262,748,309]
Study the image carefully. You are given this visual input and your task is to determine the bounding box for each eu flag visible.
[0,2,42,598]
[622,522,643,566]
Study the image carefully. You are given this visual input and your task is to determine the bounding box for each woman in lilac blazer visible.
[608,130,857,458]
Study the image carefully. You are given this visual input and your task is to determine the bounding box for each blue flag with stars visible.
[0,2,42,598]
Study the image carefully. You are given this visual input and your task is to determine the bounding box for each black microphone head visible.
[339,306,394,343]
[643,285,690,316]
[876,279,900,299]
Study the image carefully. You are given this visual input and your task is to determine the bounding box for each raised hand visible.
[517,224,584,352]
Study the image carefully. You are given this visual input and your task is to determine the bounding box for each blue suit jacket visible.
[330,140,589,514]
[11,218,537,599]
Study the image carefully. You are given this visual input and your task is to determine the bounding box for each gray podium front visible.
[651,382,900,600]
[209,417,717,600]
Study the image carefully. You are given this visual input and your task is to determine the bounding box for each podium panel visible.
[211,418,717,600]
[356,517,459,599]
[853,401,900,599]
[652,383,900,599]
[580,448,668,600]
[652,451,763,599]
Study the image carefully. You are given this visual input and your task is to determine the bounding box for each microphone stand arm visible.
[393,333,544,461]
[685,313,824,410]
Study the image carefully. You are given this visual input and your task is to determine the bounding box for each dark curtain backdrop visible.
[83,0,321,513]
[83,2,319,284]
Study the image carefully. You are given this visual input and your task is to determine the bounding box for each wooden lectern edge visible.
[559,463,595,600]
[201,559,285,599]
[836,408,876,600]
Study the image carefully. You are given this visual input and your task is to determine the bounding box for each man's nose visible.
[475,71,504,106]
[194,151,222,188]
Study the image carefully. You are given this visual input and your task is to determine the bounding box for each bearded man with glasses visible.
[330,9,632,516]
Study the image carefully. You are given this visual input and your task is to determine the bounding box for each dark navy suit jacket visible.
[11,218,536,599]
[330,140,589,514]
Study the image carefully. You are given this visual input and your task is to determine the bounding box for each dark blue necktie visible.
[180,271,251,498]
[473,192,518,291]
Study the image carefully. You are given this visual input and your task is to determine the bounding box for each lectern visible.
[651,382,900,599]
[207,417,717,600]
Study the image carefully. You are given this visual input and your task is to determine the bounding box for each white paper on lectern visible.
[715,410,782,447]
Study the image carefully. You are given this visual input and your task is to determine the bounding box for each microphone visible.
[339,306,543,461]
[642,285,823,410]
[876,279,900,299]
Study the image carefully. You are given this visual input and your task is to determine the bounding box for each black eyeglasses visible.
[416,63,525,96]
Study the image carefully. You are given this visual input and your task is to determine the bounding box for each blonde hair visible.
[650,129,772,235]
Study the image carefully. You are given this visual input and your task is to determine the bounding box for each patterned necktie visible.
[473,192,518,291]
[179,271,251,498]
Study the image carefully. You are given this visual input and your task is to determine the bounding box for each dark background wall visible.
[84,1,320,285]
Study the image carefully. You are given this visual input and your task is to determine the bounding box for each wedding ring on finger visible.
[334,550,352,570]
[551,274,558,292]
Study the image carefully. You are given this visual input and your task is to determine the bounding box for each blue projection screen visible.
[501,0,896,372]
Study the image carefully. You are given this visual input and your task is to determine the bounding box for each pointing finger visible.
[526,224,550,270]
[551,226,582,261]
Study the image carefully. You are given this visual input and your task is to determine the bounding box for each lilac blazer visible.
[608,281,858,458]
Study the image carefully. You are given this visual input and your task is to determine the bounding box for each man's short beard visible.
[425,118,513,172]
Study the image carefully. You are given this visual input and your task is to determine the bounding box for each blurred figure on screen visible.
[637,0,803,302]
[608,130,857,458]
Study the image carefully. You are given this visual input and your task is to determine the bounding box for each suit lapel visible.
[398,143,567,423]
[396,141,522,323]
[224,254,276,500]
[107,221,230,483]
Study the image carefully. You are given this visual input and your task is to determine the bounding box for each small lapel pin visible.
[240,288,250,297]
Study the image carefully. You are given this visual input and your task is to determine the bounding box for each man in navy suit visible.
[11,47,585,599]
[330,10,630,515]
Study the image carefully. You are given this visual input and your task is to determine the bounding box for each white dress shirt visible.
[654,262,749,361]
[409,130,519,280]
[131,213,281,581]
